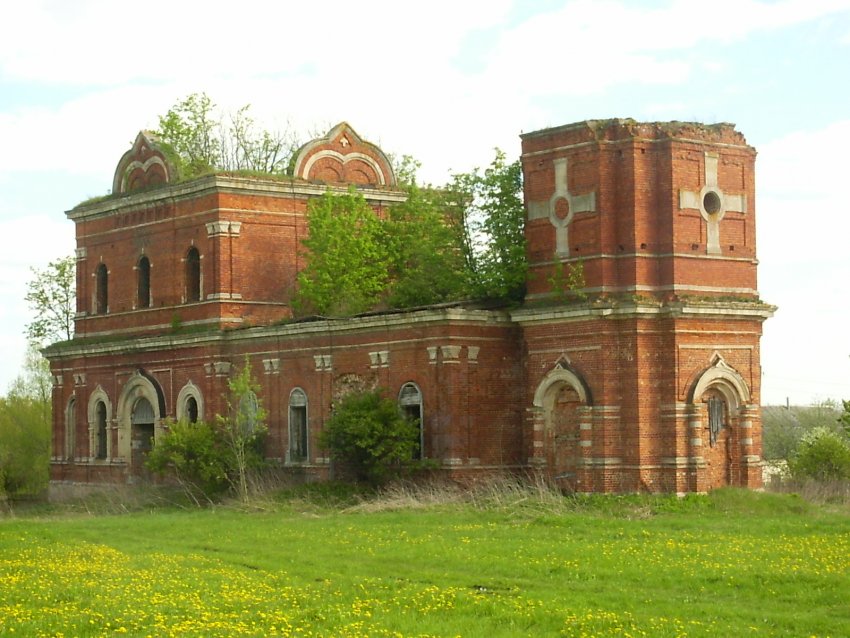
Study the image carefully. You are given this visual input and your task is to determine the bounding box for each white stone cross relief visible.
[679,152,746,255]
[548,158,596,257]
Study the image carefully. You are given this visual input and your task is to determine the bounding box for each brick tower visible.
[515,120,774,492]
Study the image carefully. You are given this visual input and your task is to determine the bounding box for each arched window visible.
[65,398,76,460]
[238,391,260,434]
[95,400,108,460]
[186,247,201,303]
[95,263,108,314]
[289,388,308,462]
[176,382,204,424]
[137,256,151,309]
[398,382,423,459]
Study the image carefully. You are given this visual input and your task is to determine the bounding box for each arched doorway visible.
[116,371,165,476]
[689,356,750,490]
[533,365,592,492]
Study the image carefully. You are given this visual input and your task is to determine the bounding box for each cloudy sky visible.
[1,0,849,405]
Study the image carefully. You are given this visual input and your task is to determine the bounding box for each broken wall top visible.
[521,119,751,155]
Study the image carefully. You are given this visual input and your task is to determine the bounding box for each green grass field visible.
[1,486,848,637]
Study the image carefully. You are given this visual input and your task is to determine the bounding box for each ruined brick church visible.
[45,118,774,493]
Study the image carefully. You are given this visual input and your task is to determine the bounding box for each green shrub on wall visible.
[320,390,422,485]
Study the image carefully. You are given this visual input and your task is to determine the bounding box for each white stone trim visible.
[690,354,751,407]
[262,358,280,375]
[299,150,387,186]
[205,221,242,237]
[533,367,590,407]
[115,372,163,465]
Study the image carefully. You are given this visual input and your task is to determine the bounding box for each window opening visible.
[399,382,423,459]
[708,396,726,447]
[95,264,108,314]
[95,400,107,460]
[137,256,151,308]
[238,391,259,434]
[131,397,155,468]
[289,389,308,462]
[66,398,76,460]
[186,247,201,302]
[186,396,199,423]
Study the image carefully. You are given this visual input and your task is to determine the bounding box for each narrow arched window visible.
[95,400,107,460]
[289,388,308,462]
[399,382,423,459]
[65,398,76,460]
[186,247,201,303]
[137,256,151,309]
[95,264,108,314]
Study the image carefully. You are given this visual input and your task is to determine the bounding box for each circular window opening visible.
[703,191,722,215]
[553,197,570,220]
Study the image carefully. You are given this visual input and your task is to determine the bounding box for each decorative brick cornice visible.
[67,175,406,222]
[46,308,512,359]
[512,300,775,325]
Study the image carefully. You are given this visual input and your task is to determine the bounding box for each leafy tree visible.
[221,104,298,174]
[0,346,52,500]
[156,93,296,179]
[384,182,469,308]
[157,93,220,178]
[146,419,230,504]
[789,427,850,481]
[294,190,391,316]
[449,150,527,303]
[838,400,850,438]
[295,150,527,315]
[762,400,844,461]
[217,360,268,503]
[25,255,75,345]
[319,389,421,485]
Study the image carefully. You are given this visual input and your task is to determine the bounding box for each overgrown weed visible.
[3,483,196,519]
[767,476,850,510]
[343,475,715,519]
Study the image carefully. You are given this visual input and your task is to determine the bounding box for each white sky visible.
[1,0,849,405]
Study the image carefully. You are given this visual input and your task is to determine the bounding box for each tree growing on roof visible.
[156,93,298,179]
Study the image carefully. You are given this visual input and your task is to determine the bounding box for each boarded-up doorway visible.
[131,397,155,474]
[543,384,583,491]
